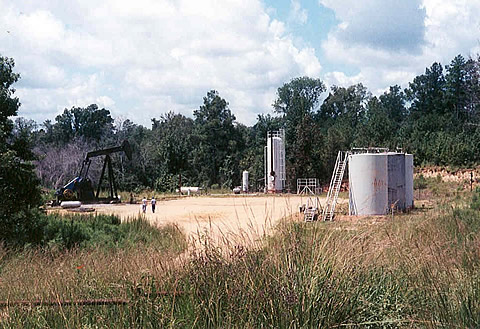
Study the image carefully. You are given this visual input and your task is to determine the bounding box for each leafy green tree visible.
[44,104,114,145]
[403,63,447,163]
[319,84,369,178]
[464,56,480,122]
[151,112,195,192]
[407,62,446,118]
[72,104,114,142]
[319,84,368,125]
[10,117,38,161]
[356,86,406,149]
[445,54,468,121]
[114,119,151,190]
[0,56,20,152]
[154,113,194,177]
[224,122,248,189]
[193,90,237,187]
[0,55,43,245]
[355,96,395,148]
[379,85,407,124]
[273,77,326,188]
[0,151,43,244]
[402,57,480,165]
[273,77,326,121]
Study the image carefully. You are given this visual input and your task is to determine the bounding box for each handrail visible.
[330,152,349,218]
[322,151,350,221]
[322,151,342,219]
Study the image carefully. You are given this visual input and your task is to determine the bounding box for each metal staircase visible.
[304,207,317,221]
[322,151,350,221]
[303,196,322,222]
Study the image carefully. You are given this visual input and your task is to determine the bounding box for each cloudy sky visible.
[1,0,480,127]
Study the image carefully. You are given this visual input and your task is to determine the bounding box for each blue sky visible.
[265,0,335,47]
[264,0,350,74]
[1,0,480,127]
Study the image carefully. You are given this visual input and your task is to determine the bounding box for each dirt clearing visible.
[89,195,342,244]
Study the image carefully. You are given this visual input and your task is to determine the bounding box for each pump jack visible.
[55,140,133,203]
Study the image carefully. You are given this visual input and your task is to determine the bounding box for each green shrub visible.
[414,174,427,190]
[42,215,91,249]
[37,213,187,251]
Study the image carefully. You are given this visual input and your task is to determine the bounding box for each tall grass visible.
[168,204,480,328]
[2,181,480,327]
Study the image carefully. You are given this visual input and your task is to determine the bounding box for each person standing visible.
[151,196,156,213]
[142,196,147,213]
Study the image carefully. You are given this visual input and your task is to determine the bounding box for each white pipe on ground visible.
[60,201,82,209]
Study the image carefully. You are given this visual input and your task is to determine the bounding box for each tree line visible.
[5,53,480,197]
[2,53,480,244]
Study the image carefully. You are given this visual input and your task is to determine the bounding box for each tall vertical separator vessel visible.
[265,130,286,193]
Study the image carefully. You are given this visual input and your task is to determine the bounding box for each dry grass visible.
[0,246,184,302]
[1,179,480,327]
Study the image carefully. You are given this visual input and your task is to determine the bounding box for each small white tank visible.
[242,171,249,193]
[61,201,82,209]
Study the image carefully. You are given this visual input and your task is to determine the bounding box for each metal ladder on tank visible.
[322,151,350,221]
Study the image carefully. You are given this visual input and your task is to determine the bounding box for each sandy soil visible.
[79,194,343,245]
[417,167,478,184]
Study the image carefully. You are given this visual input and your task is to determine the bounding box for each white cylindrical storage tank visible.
[405,154,414,209]
[242,171,249,193]
[266,136,283,193]
[349,152,413,215]
[349,153,388,215]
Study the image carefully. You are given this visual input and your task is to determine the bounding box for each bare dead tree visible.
[34,138,100,189]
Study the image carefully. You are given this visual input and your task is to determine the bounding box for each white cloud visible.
[320,0,426,52]
[15,73,110,121]
[324,71,363,88]
[290,0,308,25]
[6,0,478,126]
[320,0,480,93]
[0,0,322,126]
[422,0,480,57]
